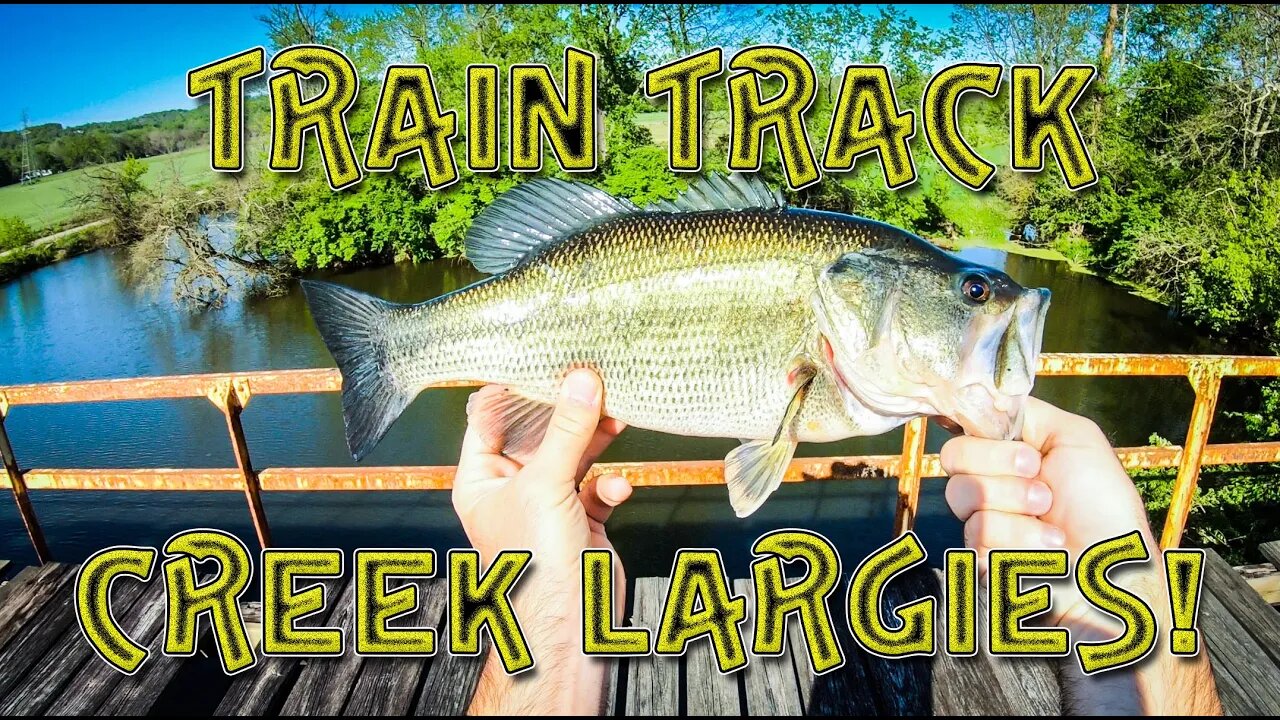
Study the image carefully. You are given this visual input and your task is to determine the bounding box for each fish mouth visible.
[943,383,1026,440]
[817,285,1049,442]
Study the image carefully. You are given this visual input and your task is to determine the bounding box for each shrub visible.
[0,216,36,250]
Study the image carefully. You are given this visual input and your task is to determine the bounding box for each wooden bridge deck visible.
[0,548,1276,715]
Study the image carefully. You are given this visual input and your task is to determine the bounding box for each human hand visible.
[941,396,1220,715]
[942,396,1152,562]
[454,369,631,715]
[941,396,1154,628]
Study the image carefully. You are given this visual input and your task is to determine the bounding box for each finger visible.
[526,369,604,485]
[941,435,1041,478]
[456,426,520,483]
[964,510,1066,551]
[946,474,1053,521]
[579,474,633,525]
[575,419,627,479]
[1020,396,1108,454]
[599,417,627,437]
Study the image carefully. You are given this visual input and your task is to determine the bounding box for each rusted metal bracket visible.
[206,379,272,550]
[1160,361,1225,549]
[206,378,253,413]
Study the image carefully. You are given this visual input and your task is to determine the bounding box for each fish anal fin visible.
[466,386,556,462]
[727,363,816,517]
[725,439,798,518]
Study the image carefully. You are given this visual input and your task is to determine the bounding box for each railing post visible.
[0,396,52,564]
[1160,363,1223,549]
[894,417,928,536]
[208,380,272,550]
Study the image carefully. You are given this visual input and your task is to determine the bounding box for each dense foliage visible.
[0,109,207,185]
[227,5,959,278]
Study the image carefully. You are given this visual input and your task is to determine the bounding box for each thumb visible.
[526,369,604,488]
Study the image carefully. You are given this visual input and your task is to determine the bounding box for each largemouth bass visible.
[303,174,1050,516]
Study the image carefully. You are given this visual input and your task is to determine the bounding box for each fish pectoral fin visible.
[466,386,556,462]
[775,361,817,445]
[725,439,798,518]
[726,365,815,518]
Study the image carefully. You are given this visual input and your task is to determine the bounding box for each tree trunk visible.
[1117,5,1129,73]
[1099,4,1117,82]
[1091,4,1119,142]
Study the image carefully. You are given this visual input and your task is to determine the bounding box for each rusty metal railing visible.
[3,353,1280,564]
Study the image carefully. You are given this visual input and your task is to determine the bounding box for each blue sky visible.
[0,4,957,132]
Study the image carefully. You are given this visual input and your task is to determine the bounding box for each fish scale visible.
[390,210,871,442]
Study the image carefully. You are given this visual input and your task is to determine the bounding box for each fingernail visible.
[1014,447,1040,477]
[1041,526,1066,548]
[1027,481,1052,515]
[562,369,600,407]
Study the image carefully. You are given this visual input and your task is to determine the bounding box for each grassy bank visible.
[0,147,211,234]
[0,224,112,283]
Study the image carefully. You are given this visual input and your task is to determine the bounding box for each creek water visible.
[0,242,1221,576]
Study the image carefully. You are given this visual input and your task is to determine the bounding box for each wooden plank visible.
[925,568,1018,715]
[0,565,40,607]
[1237,563,1280,605]
[686,607,740,715]
[735,578,803,716]
[412,624,485,716]
[0,563,69,649]
[600,654,620,716]
[343,578,448,716]
[624,577,678,716]
[280,576,364,715]
[1203,549,1280,667]
[969,569,1061,715]
[0,570,151,715]
[1261,540,1280,569]
[856,568,934,716]
[0,560,11,578]
[214,576,348,716]
[785,608,878,716]
[0,566,78,698]
[95,571,218,716]
[1200,585,1280,714]
[45,574,169,714]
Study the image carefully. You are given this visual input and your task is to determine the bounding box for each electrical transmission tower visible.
[20,110,35,184]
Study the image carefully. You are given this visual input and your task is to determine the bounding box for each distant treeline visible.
[0,108,208,185]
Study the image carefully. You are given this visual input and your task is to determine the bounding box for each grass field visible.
[0,146,214,233]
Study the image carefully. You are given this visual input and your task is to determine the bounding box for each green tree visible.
[76,157,150,244]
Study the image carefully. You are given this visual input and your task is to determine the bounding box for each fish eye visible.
[960,274,991,304]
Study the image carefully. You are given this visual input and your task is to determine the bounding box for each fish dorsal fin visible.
[465,179,640,274]
[464,173,785,274]
[646,173,786,213]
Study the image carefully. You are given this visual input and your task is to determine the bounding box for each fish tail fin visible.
[301,280,412,461]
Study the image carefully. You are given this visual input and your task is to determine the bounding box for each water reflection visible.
[0,244,1224,574]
